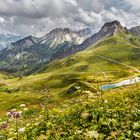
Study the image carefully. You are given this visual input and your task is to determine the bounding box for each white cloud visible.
[0,17,5,23]
[123,0,140,8]
[64,0,78,6]
[110,7,118,14]
[0,0,139,35]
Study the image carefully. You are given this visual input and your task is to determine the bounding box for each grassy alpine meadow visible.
[0,82,140,139]
[0,32,140,139]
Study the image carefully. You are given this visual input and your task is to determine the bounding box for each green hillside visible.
[0,32,140,139]
[0,32,140,110]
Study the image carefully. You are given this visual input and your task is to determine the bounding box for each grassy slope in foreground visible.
[0,74,140,139]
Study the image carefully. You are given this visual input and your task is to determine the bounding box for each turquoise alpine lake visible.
[100,77,140,90]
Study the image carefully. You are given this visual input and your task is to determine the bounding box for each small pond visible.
[100,77,140,90]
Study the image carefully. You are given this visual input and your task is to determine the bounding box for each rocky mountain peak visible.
[48,28,71,35]
[62,28,72,33]
[60,20,126,60]
[40,27,92,46]
[103,20,121,27]
[11,35,38,46]
[9,35,39,51]
[100,20,124,35]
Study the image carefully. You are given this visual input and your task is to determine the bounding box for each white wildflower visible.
[18,127,25,133]
[86,130,99,139]
[7,112,11,116]
[19,104,26,107]
[12,109,16,111]
[34,123,39,126]
[23,108,28,111]
[104,100,108,103]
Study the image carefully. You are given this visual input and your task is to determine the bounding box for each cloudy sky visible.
[0,0,139,36]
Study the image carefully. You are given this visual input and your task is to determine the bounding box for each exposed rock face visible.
[100,20,124,35]
[40,28,92,46]
[9,35,40,51]
[51,20,125,60]
[129,26,140,36]
[79,20,125,49]
[0,28,92,75]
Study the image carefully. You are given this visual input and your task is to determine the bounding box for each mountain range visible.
[0,34,23,51]
[0,20,140,139]
[0,20,139,75]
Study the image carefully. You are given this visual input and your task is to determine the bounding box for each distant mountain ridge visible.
[0,20,139,75]
[129,26,140,36]
[0,34,23,51]
[0,27,93,75]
